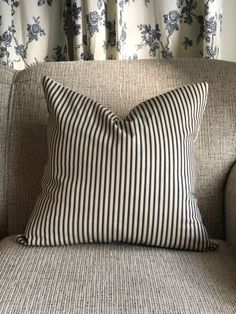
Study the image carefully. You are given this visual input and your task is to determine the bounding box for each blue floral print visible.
[37,0,53,6]
[27,17,45,43]
[0,16,46,67]
[164,10,181,36]
[86,11,101,36]
[0,0,222,68]
[137,24,162,57]
[183,37,193,50]
[137,0,221,59]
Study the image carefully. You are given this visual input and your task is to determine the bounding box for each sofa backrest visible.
[0,66,15,238]
[1,59,236,239]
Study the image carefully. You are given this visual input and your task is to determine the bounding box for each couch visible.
[0,59,235,313]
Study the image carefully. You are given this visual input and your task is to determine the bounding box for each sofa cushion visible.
[0,236,235,313]
[17,77,217,251]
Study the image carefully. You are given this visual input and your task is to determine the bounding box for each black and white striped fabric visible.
[17,77,218,251]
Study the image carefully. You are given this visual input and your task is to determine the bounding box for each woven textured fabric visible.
[225,162,236,256]
[17,77,217,251]
[0,66,15,238]
[3,59,236,238]
[0,236,235,314]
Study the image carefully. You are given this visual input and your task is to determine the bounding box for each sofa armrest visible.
[225,162,236,256]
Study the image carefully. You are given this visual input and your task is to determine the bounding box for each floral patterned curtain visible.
[0,0,222,70]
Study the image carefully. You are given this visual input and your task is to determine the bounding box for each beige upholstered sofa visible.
[0,59,235,313]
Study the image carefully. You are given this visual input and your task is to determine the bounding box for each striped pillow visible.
[17,77,218,251]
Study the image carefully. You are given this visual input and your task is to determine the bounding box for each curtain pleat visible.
[0,0,222,69]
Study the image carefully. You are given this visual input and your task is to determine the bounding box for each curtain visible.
[0,0,222,70]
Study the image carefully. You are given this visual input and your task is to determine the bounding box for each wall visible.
[221,0,236,62]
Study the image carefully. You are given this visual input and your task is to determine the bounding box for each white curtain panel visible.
[0,0,222,69]
[0,1,68,69]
